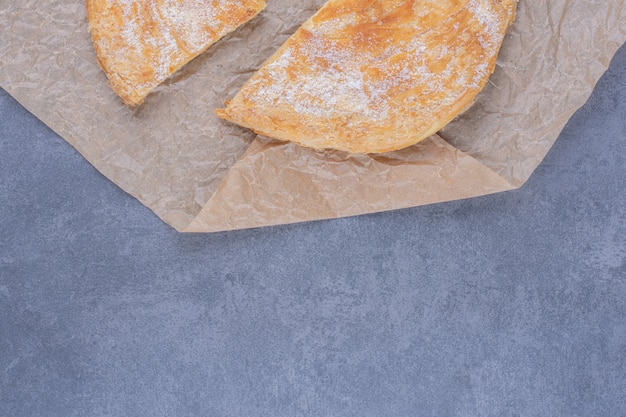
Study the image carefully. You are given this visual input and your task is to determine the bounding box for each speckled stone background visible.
[1,43,625,417]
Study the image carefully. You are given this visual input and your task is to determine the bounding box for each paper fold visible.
[183,135,515,232]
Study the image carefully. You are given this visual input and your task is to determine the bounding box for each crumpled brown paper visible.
[1,0,625,232]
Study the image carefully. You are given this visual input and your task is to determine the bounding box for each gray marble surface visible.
[1,43,625,417]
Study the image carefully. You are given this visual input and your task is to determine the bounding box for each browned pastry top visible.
[87,0,266,105]
[217,0,517,153]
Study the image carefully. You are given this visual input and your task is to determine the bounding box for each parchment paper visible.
[1,0,625,232]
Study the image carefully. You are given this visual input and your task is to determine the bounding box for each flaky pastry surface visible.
[217,0,517,154]
[86,0,266,106]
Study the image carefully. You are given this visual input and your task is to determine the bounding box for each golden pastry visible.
[217,0,517,153]
[86,0,266,106]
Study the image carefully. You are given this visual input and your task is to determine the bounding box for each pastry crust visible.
[217,0,517,154]
[86,0,266,106]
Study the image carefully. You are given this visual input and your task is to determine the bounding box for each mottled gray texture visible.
[1,44,625,417]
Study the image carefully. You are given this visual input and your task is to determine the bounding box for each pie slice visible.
[86,0,266,106]
[217,0,517,154]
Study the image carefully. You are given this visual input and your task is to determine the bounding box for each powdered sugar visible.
[159,0,224,54]
[104,0,253,91]
[467,0,501,49]
[112,0,180,83]
[246,0,509,122]
[248,33,389,120]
